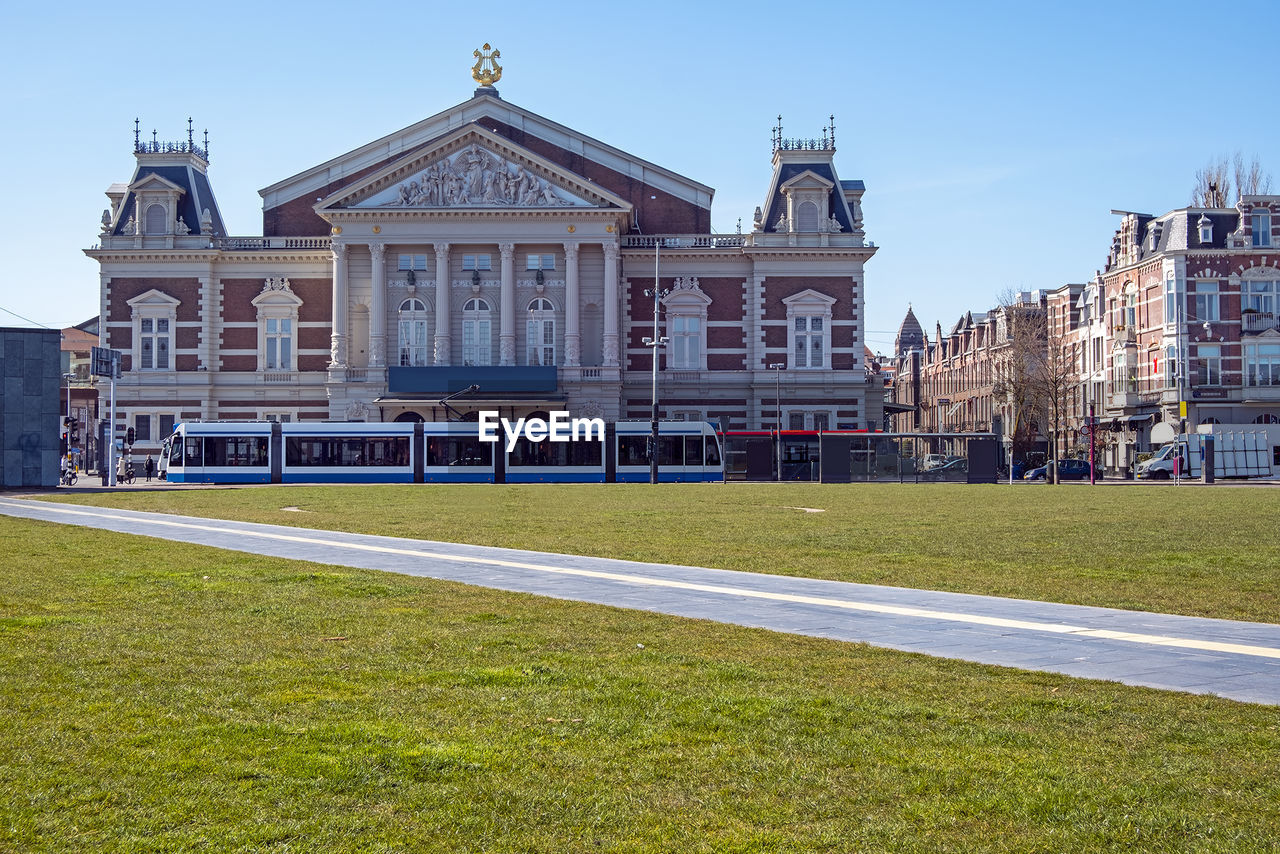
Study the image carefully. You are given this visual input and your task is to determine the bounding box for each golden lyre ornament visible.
[471,44,502,87]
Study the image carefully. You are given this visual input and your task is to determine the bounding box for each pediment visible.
[782,288,838,309]
[1246,326,1280,340]
[127,288,182,309]
[129,173,186,195]
[318,126,632,214]
[780,170,835,192]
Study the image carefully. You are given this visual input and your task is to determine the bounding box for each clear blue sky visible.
[2,0,1276,357]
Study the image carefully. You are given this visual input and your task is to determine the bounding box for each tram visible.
[163,420,723,484]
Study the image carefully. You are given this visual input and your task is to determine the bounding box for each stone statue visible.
[775,215,789,233]
[752,206,763,231]
[175,216,190,235]
[122,216,136,235]
[100,209,112,234]
[827,214,843,233]
[200,208,213,235]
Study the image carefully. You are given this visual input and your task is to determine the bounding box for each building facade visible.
[87,64,880,455]
[889,196,1280,474]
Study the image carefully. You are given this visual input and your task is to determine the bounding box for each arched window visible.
[145,203,166,235]
[796,200,819,232]
[462,298,492,366]
[1254,413,1280,424]
[527,298,556,366]
[398,298,429,366]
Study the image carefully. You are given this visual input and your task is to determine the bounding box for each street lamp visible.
[63,372,74,470]
[643,238,670,484]
[769,363,784,481]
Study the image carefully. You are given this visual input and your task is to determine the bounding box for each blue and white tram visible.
[164,420,723,484]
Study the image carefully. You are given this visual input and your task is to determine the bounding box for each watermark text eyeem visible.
[477,411,606,453]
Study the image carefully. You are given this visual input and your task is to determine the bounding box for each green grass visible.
[1,516,1278,852]
[41,482,1280,622]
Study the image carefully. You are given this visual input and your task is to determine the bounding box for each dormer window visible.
[1198,215,1213,244]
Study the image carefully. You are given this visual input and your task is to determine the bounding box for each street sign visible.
[1179,401,1187,419]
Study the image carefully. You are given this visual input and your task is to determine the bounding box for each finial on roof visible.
[471,43,503,87]
[133,118,140,149]
[187,117,193,148]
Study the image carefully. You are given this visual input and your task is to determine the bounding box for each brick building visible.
[890,195,1280,475]
[87,59,880,455]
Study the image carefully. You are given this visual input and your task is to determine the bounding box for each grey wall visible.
[1,328,61,488]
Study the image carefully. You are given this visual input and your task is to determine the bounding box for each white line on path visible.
[6,498,1280,662]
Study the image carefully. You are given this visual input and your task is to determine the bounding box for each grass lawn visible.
[1,515,1278,853]
[41,482,1280,622]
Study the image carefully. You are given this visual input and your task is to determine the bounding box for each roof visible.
[260,91,715,213]
[759,160,855,234]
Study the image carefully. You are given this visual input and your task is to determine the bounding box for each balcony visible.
[1107,390,1142,409]
[1242,311,1278,335]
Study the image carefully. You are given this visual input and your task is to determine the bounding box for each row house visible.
[890,195,1280,474]
[86,54,882,457]
[1098,199,1280,473]
[891,295,1045,448]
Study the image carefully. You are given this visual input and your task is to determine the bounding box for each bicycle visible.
[60,470,78,486]
[119,465,136,485]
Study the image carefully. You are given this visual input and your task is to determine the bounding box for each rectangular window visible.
[398,254,428,271]
[1164,279,1177,324]
[139,317,170,370]
[1164,345,1177,387]
[159,414,175,438]
[669,315,700,369]
[1245,342,1280,387]
[134,414,151,442]
[1193,282,1219,322]
[265,317,292,370]
[793,316,825,368]
[526,254,556,270]
[462,254,492,271]
[1252,212,1272,247]
[1198,344,1221,386]
[1245,280,1277,315]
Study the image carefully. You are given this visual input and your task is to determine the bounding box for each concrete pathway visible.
[3,496,1278,706]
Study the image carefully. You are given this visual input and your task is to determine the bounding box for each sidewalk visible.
[1,496,1277,705]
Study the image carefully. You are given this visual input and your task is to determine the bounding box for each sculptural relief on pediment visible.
[353,144,591,209]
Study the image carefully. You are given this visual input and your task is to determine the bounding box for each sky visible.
[2,0,1277,358]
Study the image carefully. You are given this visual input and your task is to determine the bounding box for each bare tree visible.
[1192,157,1231,207]
[1193,152,1272,205]
[1034,316,1081,482]
[991,290,1047,470]
[1234,152,1274,197]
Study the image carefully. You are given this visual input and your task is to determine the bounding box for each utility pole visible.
[769,363,784,481]
[642,239,669,484]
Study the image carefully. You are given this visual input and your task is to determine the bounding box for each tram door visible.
[269,422,283,484]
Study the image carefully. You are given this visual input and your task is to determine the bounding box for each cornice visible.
[323,208,625,223]
[85,248,333,264]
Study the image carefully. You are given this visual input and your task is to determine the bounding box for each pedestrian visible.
[60,455,68,484]
[144,455,155,482]
[117,454,127,483]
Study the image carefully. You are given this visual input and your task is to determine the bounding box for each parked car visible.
[1023,458,1092,481]
[920,458,968,481]
[920,453,949,470]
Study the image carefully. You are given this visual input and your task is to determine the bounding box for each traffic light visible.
[126,427,135,445]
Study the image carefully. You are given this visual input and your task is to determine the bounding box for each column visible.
[369,242,386,368]
[602,242,620,366]
[329,242,349,368]
[499,242,516,365]
[564,242,580,366]
[433,242,451,365]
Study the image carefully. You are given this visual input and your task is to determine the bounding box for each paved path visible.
[3,496,1278,706]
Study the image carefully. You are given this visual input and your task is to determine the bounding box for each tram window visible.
[427,436,491,467]
[204,437,268,467]
[508,437,601,467]
[704,436,722,467]
[618,436,648,466]
[659,436,681,467]
[184,437,202,466]
[170,438,185,466]
[684,436,702,467]
[287,437,411,467]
